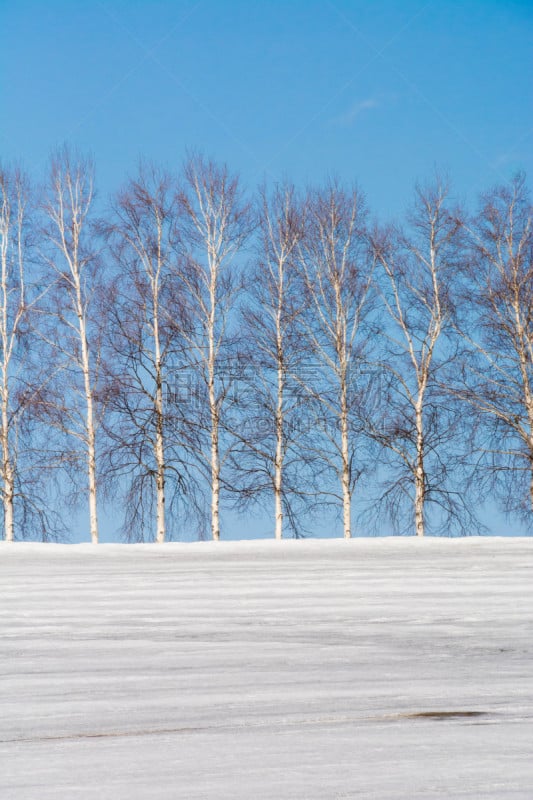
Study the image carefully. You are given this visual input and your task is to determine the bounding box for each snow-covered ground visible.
[1,538,532,799]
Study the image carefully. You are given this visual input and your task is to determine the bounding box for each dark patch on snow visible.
[401,710,487,720]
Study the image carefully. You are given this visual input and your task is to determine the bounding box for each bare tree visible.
[458,174,533,521]
[100,164,198,542]
[0,166,45,540]
[39,148,103,543]
[230,183,308,538]
[0,167,29,541]
[177,155,250,540]
[296,182,374,539]
[372,179,472,536]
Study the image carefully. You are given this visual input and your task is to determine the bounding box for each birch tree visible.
[40,148,102,543]
[297,182,374,539]
[0,167,28,541]
[101,165,196,542]
[0,166,44,540]
[230,184,308,538]
[178,155,250,540]
[458,174,533,520]
[372,180,469,536]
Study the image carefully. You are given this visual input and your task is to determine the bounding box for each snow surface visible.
[1,537,532,799]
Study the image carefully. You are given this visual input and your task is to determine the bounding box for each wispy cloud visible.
[332,98,380,127]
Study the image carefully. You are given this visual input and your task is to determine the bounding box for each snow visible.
[1,537,532,799]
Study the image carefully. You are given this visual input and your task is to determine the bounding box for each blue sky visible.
[1,0,531,215]
[1,0,532,538]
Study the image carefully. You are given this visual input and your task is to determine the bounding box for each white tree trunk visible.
[528,427,533,515]
[274,282,285,540]
[3,481,14,541]
[340,373,351,540]
[512,298,533,514]
[298,188,368,543]
[75,276,99,545]
[0,188,16,542]
[208,284,220,541]
[87,422,98,545]
[45,154,100,544]
[180,157,248,541]
[0,281,14,542]
[529,432,533,512]
[153,279,166,545]
[154,400,166,544]
[274,362,284,540]
[79,315,99,544]
[210,408,220,541]
[1,391,14,543]
[155,448,166,543]
[414,401,425,537]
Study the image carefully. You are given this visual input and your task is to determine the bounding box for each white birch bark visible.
[102,168,182,542]
[512,295,533,513]
[152,255,166,544]
[76,296,99,544]
[208,257,220,541]
[298,186,372,539]
[274,334,284,540]
[179,157,248,541]
[414,400,425,537]
[340,374,351,539]
[43,152,100,543]
[337,286,352,540]
[238,185,304,539]
[274,251,285,540]
[0,171,28,542]
[0,193,16,542]
[377,187,449,537]
[460,176,533,518]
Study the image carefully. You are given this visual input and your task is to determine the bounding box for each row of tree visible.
[0,149,531,541]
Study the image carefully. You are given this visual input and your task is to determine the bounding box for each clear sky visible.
[1,0,531,213]
[1,0,532,539]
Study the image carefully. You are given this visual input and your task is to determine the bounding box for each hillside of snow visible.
[1,538,532,799]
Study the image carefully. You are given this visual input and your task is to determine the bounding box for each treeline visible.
[0,149,531,541]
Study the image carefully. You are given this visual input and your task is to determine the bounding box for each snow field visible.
[1,537,532,799]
